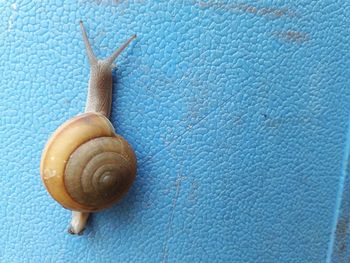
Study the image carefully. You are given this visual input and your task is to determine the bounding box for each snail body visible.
[40,22,136,234]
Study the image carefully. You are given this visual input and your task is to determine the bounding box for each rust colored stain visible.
[273,31,310,43]
[197,1,295,18]
[336,217,349,254]
[82,0,144,5]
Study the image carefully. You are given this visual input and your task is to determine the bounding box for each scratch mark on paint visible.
[162,174,184,263]
[140,92,236,165]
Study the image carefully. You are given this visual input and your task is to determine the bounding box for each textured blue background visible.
[0,0,350,262]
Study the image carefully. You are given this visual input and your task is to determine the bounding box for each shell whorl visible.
[65,137,135,209]
[40,112,137,212]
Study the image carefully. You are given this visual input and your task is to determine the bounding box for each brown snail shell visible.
[40,112,137,212]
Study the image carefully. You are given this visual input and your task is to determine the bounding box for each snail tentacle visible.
[82,21,136,118]
[80,21,98,66]
[104,34,137,66]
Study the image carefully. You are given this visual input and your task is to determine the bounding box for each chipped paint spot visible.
[7,2,18,32]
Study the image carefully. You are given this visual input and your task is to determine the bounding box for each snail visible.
[40,21,137,235]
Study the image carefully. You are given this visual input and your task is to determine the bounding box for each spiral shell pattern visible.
[40,112,137,212]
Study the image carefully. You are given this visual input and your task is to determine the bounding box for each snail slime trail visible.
[40,21,137,235]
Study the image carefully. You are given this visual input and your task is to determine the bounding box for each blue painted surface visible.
[0,1,350,262]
